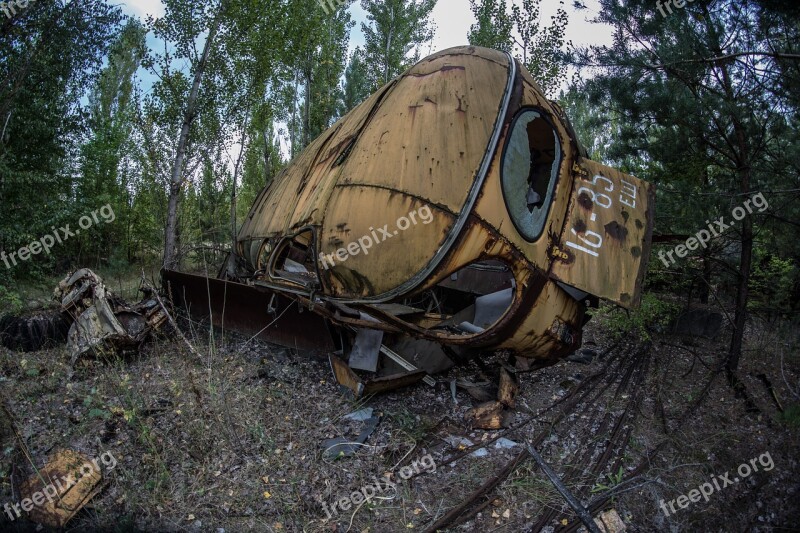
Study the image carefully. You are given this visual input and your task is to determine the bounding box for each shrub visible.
[594,292,680,341]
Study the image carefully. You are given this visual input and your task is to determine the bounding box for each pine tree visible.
[573,0,800,376]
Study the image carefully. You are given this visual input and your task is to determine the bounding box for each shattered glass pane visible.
[501,109,561,241]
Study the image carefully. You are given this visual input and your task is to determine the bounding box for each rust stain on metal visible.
[577,191,594,210]
[604,221,629,241]
[549,244,572,263]
[19,450,104,528]
[408,65,466,77]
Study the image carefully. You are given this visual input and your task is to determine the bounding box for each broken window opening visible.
[255,239,273,275]
[501,108,562,242]
[269,229,321,288]
[396,260,517,337]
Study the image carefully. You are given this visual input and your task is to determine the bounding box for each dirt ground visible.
[0,308,798,532]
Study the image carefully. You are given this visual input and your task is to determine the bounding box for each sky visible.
[121,0,615,157]
[123,0,614,61]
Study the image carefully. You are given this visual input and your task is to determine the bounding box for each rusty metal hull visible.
[216,46,654,366]
[162,270,335,353]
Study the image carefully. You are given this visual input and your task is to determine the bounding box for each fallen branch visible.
[424,347,636,531]
[526,443,602,533]
[423,449,529,532]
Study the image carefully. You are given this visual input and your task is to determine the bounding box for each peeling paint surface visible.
[206,46,656,366]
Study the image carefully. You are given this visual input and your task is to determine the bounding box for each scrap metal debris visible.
[1,269,169,361]
[347,318,384,372]
[322,409,382,460]
[17,449,105,528]
[55,269,167,363]
[342,407,374,422]
[494,438,518,450]
[328,353,427,399]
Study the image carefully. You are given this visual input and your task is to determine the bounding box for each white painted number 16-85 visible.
[565,175,612,258]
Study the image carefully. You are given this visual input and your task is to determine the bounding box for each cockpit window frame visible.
[499,107,564,243]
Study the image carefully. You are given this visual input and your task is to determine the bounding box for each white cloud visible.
[122,0,165,18]
[430,0,475,52]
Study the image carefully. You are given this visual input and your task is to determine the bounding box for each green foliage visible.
[468,0,513,53]
[88,408,112,420]
[468,0,570,96]
[571,0,800,370]
[361,0,438,87]
[338,47,372,116]
[282,0,353,153]
[595,293,681,341]
[83,387,98,407]
[781,404,800,428]
[0,0,124,279]
[558,85,627,163]
[511,0,570,96]
[78,19,147,266]
[591,466,625,497]
[0,286,23,317]
[749,249,797,315]
[239,125,284,222]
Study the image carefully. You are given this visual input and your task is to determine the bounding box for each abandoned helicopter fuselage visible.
[165,46,654,385]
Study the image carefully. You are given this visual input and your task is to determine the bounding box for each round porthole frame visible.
[499,107,564,243]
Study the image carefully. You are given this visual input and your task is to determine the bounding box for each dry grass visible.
[0,312,798,532]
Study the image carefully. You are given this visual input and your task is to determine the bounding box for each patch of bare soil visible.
[0,314,797,532]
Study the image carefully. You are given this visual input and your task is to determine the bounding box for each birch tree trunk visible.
[231,109,250,247]
[163,14,222,270]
